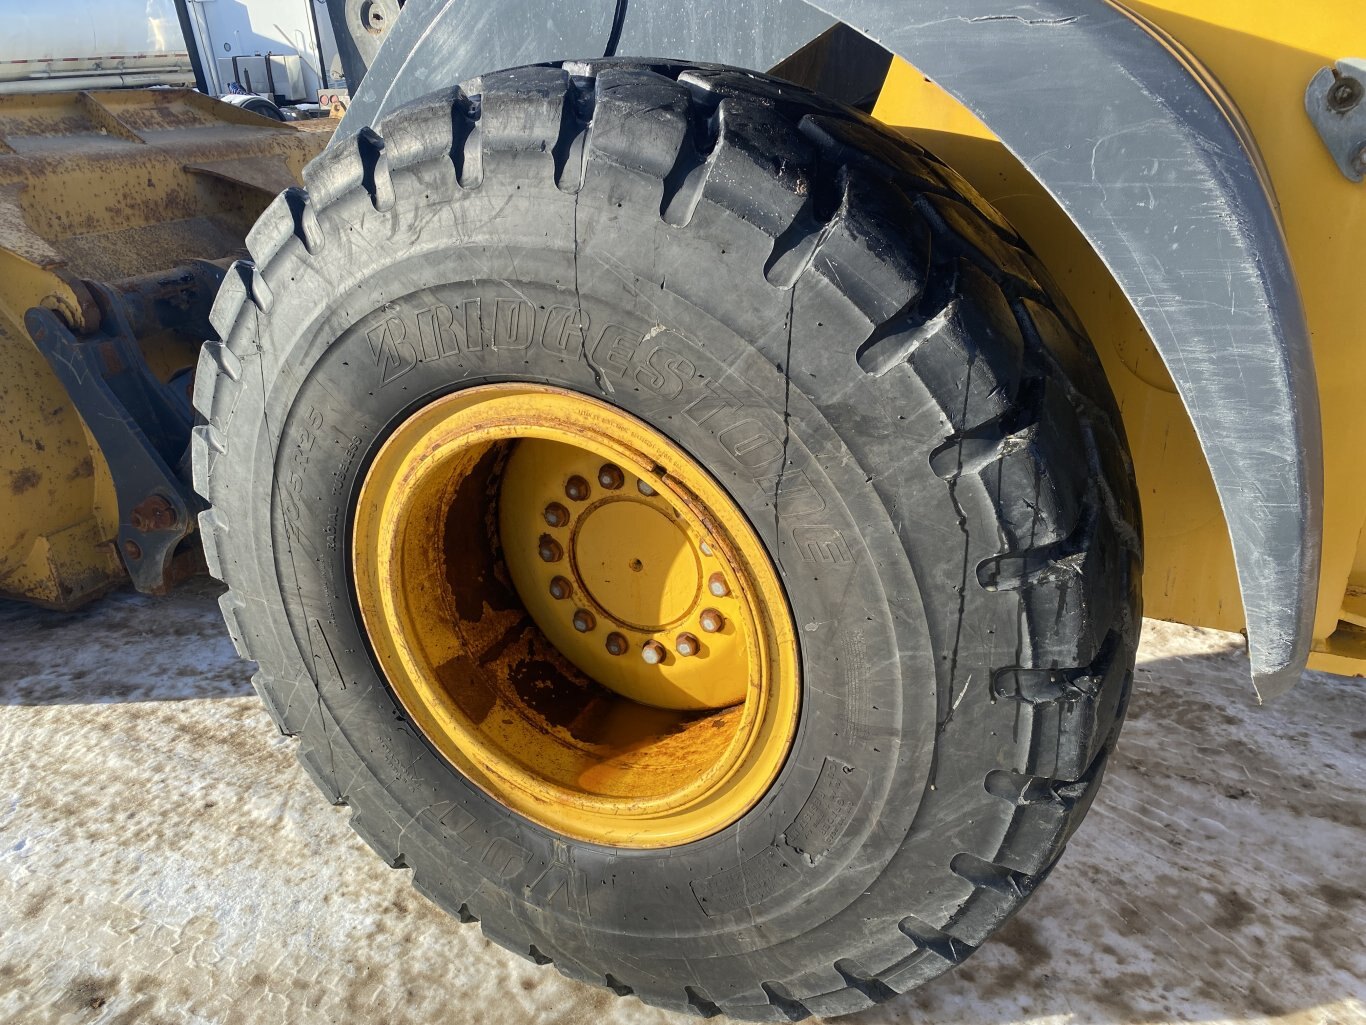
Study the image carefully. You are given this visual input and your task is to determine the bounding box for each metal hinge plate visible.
[1306,58,1366,182]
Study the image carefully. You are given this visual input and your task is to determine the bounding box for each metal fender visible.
[331,0,1321,697]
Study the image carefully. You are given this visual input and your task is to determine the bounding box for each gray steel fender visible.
[333,0,1321,697]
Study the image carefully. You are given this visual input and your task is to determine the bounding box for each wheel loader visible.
[2,1,1362,1018]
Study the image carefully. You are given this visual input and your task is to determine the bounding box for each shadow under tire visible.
[193,60,1142,1021]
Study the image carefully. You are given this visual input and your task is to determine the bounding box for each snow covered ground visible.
[1,579,1362,1025]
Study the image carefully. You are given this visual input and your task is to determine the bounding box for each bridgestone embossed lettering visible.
[194,61,1141,1020]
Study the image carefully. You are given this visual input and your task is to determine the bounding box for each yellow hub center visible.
[576,500,697,628]
[499,438,750,711]
[351,384,799,847]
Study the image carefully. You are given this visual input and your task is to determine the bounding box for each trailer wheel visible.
[194,61,1141,1020]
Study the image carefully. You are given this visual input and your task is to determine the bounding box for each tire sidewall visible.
[266,201,942,954]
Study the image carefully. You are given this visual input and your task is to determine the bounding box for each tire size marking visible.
[330,434,364,497]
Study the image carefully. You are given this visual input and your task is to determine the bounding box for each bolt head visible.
[565,475,590,502]
[699,608,724,633]
[572,609,596,633]
[707,572,729,598]
[1352,141,1366,176]
[641,640,666,665]
[605,632,627,656]
[1328,75,1364,113]
[636,478,656,496]
[131,494,177,533]
[549,576,571,600]
[676,632,699,657]
[538,534,563,563]
[543,502,569,528]
[597,463,625,490]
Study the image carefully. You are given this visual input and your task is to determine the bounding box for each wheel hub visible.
[351,384,799,847]
[500,439,749,711]
[576,500,698,628]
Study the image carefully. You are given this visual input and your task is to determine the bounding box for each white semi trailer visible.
[1,0,339,103]
[0,0,194,92]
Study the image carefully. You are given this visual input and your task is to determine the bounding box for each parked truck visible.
[2,1,1361,1019]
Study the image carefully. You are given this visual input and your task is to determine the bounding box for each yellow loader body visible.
[873,0,1366,674]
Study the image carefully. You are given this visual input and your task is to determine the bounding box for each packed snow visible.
[1,580,1362,1025]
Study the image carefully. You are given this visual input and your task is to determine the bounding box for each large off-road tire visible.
[193,61,1141,1020]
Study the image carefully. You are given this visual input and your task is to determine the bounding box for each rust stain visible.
[10,467,40,495]
[0,113,93,139]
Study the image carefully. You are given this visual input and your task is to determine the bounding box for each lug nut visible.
[538,535,563,563]
[637,479,656,496]
[641,640,667,665]
[598,463,625,490]
[565,475,590,502]
[549,576,572,600]
[572,609,596,633]
[605,632,628,656]
[544,502,569,528]
[707,572,729,598]
[122,539,142,561]
[699,608,724,633]
[699,541,713,556]
[676,633,700,657]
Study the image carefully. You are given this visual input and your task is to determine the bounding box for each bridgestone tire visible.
[193,61,1142,1020]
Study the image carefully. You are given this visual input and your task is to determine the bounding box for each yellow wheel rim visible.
[352,384,799,847]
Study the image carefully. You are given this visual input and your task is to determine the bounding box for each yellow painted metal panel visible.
[873,1,1366,661]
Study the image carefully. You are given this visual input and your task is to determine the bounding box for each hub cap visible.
[351,384,799,847]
